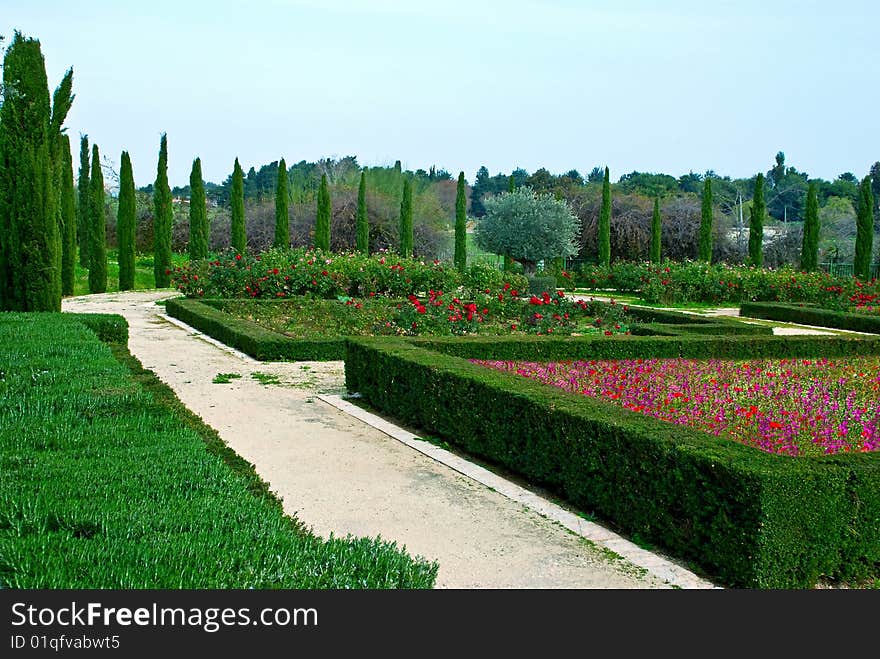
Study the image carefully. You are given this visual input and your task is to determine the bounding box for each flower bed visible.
[474,357,880,456]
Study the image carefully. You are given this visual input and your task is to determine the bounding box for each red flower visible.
[235,254,242,261]
[604,330,612,336]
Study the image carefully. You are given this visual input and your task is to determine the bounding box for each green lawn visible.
[71,250,190,296]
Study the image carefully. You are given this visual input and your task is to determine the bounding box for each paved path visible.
[63,291,711,589]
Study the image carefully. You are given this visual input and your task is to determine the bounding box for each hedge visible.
[741,302,880,334]
[344,336,880,588]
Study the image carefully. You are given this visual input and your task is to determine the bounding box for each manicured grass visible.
[0,313,438,588]
[71,250,189,296]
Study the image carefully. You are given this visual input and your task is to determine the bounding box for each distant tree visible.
[273,157,289,248]
[474,187,580,276]
[77,134,90,266]
[508,175,515,192]
[587,167,604,184]
[800,181,819,272]
[748,173,766,267]
[650,196,661,264]
[469,165,490,216]
[189,157,208,260]
[698,178,713,261]
[230,157,246,253]
[454,171,467,271]
[153,134,173,286]
[526,167,554,191]
[117,150,136,290]
[871,161,880,218]
[677,171,703,194]
[60,134,77,295]
[88,143,107,293]
[854,176,875,279]
[315,173,331,250]
[356,171,368,253]
[399,177,413,258]
[769,151,786,188]
[598,166,611,267]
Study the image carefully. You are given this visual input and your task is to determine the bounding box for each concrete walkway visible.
[62,291,718,589]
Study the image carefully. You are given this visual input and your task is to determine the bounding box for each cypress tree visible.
[800,182,819,272]
[399,177,413,258]
[454,172,467,271]
[60,134,77,296]
[598,166,611,268]
[230,157,246,253]
[508,175,515,192]
[748,173,765,267]
[117,151,136,290]
[854,176,875,280]
[356,171,369,253]
[273,158,289,249]
[503,175,515,271]
[153,134,173,287]
[77,134,90,266]
[315,173,331,251]
[188,157,208,261]
[87,143,107,293]
[699,178,713,262]
[650,196,662,264]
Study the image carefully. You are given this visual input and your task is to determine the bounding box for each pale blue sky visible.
[4,0,878,187]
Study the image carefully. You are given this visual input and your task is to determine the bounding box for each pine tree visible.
[87,143,107,293]
[153,134,173,287]
[854,176,875,280]
[454,172,467,271]
[315,173,331,250]
[77,134,90,267]
[356,171,369,253]
[699,178,713,262]
[188,157,208,261]
[230,157,246,253]
[800,182,819,271]
[117,151,136,290]
[399,177,413,258]
[273,158,289,248]
[598,166,611,268]
[748,173,765,267]
[60,134,77,296]
[650,196,662,264]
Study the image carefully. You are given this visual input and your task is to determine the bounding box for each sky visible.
[4,0,879,188]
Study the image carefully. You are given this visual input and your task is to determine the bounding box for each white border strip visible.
[156,310,258,364]
[318,393,720,590]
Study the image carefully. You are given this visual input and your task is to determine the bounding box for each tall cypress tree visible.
[87,143,107,293]
[650,196,662,264]
[854,176,875,280]
[0,32,72,311]
[598,166,611,268]
[800,182,819,272]
[503,175,515,271]
[314,174,331,251]
[273,158,289,249]
[60,134,77,296]
[230,157,246,253]
[699,178,713,262]
[153,134,172,287]
[117,151,136,290]
[399,177,413,258]
[356,171,369,253]
[454,172,467,271]
[77,135,90,267]
[188,157,208,261]
[748,173,765,267]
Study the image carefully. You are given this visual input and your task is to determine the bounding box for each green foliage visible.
[117,151,136,290]
[454,172,467,272]
[356,171,369,253]
[87,143,107,294]
[60,134,76,296]
[230,157,246,254]
[315,173,331,250]
[741,302,880,334]
[399,177,413,258]
[273,157,289,249]
[188,157,208,261]
[699,178,713,262]
[801,182,820,271]
[76,135,89,267]
[598,166,611,268]
[854,177,875,280]
[748,173,765,267]
[650,197,661,264]
[474,187,580,276]
[153,134,173,287]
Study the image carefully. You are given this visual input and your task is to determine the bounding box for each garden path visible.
[61,291,714,589]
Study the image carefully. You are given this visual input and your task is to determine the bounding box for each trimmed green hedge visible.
[345,336,880,588]
[166,298,345,360]
[741,302,880,334]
